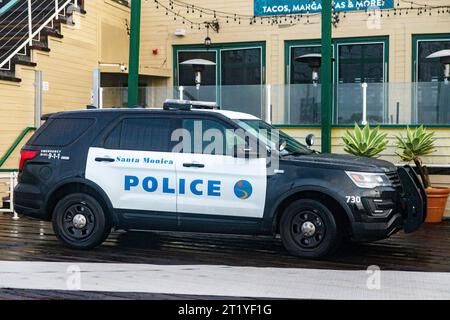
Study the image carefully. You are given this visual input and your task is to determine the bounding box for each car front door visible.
[86,116,180,228]
[174,117,267,222]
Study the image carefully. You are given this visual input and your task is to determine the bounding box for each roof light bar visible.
[163,99,219,111]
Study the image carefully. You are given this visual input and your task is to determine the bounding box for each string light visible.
[150,0,450,31]
[151,0,322,30]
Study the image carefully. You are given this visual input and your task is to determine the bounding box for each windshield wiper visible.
[281,151,310,156]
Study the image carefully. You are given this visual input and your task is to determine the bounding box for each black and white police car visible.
[14,100,427,258]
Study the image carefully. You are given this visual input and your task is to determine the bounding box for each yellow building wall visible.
[140,0,450,84]
[0,0,130,169]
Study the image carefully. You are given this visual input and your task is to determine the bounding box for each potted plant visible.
[343,123,388,158]
[396,126,450,223]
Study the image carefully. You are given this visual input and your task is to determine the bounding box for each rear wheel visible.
[280,199,341,258]
[52,193,111,250]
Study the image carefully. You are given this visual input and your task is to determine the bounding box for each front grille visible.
[386,171,403,190]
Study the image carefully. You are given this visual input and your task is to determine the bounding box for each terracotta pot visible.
[425,187,450,223]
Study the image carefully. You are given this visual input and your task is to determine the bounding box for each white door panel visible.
[176,153,267,218]
[85,147,177,212]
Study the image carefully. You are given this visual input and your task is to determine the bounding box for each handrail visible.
[0,0,76,69]
[0,127,36,168]
[0,0,21,18]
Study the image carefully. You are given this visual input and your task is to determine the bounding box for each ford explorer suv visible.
[14,100,427,258]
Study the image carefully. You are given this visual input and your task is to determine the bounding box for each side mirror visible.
[306,134,315,147]
[278,139,287,152]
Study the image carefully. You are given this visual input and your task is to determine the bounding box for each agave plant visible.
[343,123,388,158]
[396,125,436,188]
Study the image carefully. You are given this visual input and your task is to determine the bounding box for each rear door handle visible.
[183,163,205,168]
[95,157,115,163]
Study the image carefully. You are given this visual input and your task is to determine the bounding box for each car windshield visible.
[234,119,314,156]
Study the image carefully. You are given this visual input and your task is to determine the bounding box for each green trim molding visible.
[274,124,450,129]
[0,127,36,168]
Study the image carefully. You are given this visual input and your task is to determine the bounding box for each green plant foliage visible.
[396,125,436,162]
[343,123,388,158]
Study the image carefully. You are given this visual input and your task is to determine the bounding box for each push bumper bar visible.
[397,165,427,233]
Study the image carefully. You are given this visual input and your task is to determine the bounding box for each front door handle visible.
[183,163,205,168]
[95,157,115,163]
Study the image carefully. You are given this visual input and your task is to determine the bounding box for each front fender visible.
[264,180,355,234]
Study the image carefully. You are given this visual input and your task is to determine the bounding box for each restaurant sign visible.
[254,0,395,16]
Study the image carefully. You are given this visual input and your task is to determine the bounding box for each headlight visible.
[345,171,391,189]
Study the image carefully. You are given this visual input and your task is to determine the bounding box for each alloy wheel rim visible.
[61,203,95,240]
[291,210,325,249]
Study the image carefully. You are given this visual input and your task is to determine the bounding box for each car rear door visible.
[86,116,180,218]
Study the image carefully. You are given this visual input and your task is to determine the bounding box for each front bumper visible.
[351,213,403,241]
[349,165,427,242]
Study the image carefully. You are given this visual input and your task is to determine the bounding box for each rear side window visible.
[104,117,180,152]
[30,118,94,147]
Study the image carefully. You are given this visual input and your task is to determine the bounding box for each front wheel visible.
[52,193,111,250]
[280,199,341,258]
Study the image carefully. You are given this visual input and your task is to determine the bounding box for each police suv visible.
[14,100,427,258]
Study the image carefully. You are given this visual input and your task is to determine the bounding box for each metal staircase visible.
[0,0,84,82]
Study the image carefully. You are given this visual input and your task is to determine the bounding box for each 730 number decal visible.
[346,196,361,204]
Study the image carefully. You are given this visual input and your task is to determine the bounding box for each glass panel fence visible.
[100,82,450,126]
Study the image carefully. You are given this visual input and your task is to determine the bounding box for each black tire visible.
[52,193,111,250]
[280,199,341,258]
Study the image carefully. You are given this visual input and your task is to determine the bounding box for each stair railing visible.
[0,171,18,219]
[0,0,79,69]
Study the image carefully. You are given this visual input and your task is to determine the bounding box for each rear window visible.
[30,118,94,147]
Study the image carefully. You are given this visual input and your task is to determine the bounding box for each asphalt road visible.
[0,214,449,299]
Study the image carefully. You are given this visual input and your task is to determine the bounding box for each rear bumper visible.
[13,183,49,220]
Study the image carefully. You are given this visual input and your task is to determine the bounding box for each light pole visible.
[128,0,141,108]
[321,0,333,154]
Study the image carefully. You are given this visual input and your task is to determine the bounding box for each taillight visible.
[19,150,39,172]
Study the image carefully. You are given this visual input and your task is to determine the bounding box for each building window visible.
[174,42,265,117]
[178,51,217,102]
[416,38,450,82]
[287,44,322,124]
[336,40,387,125]
[338,43,384,84]
[285,37,388,125]
[413,35,450,124]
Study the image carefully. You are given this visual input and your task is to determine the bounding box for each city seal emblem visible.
[234,180,253,200]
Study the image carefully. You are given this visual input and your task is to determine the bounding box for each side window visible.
[104,117,179,152]
[104,121,122,149]
[30,118,94,147]
[182,119,236,155]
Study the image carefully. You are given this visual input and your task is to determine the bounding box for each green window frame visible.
[173,41,266,105]
[412,34,450,125]
[412,33,450,82]
[284,36,390,128]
